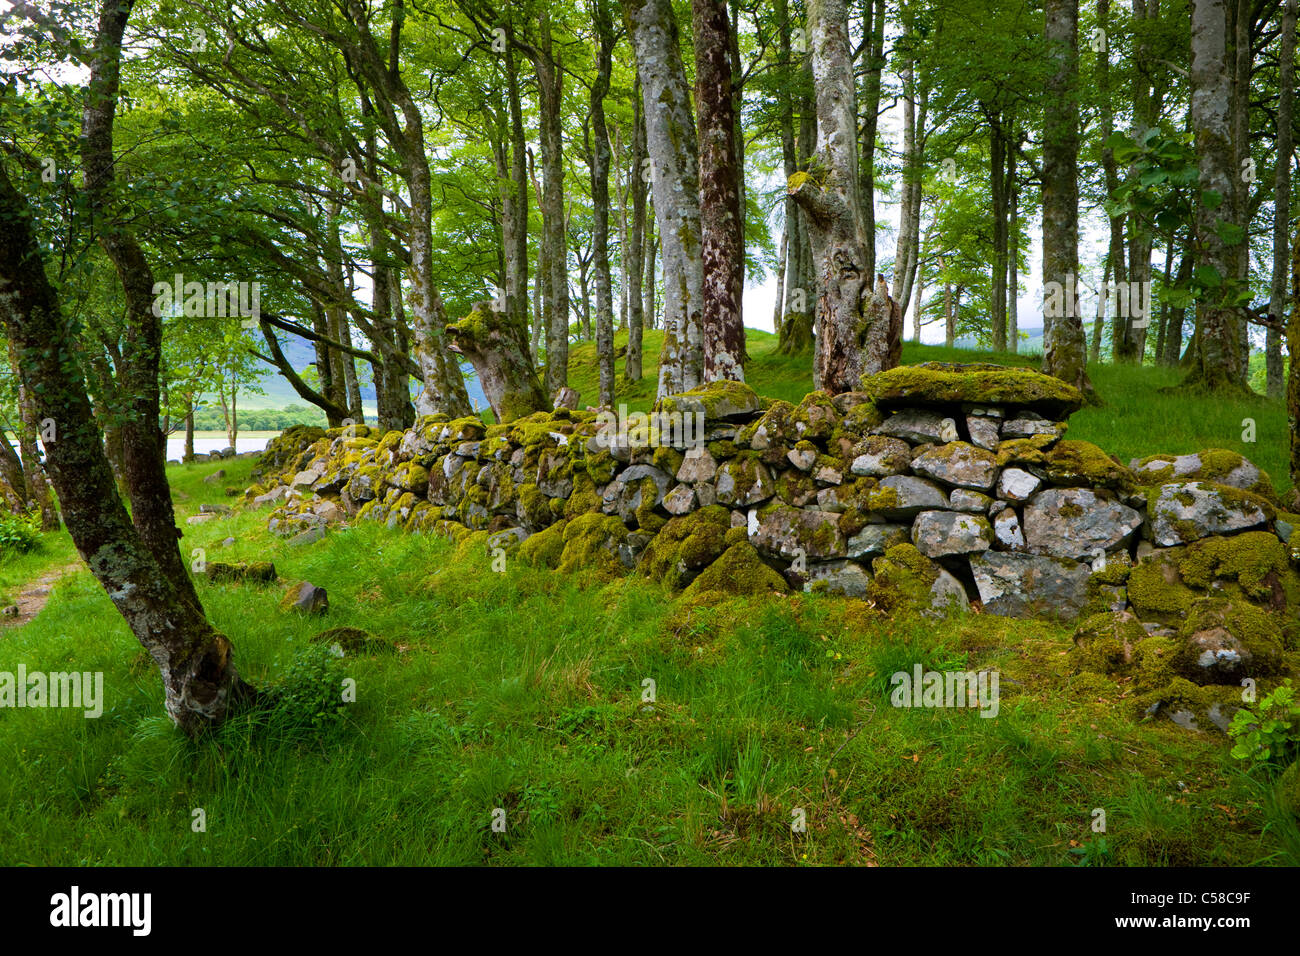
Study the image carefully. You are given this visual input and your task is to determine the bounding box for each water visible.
[165,435,272,461]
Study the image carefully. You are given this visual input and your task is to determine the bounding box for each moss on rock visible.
[860,362,1085,417]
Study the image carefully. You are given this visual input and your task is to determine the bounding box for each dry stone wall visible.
[246,363,1300,731]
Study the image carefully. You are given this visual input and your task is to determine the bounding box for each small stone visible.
[875,475,949,517]
[997,467,1042,502]
[803,560,871,598]
[1150,481,1269,546]
[199,503,232,515]
[289,526,325,546]
[1001,414,1065,440]
[1022,487,1143,559]
[676,446,718,484]
[203,469,227,484]
[872,408,959,445]
[279,580,329,614]
[910,442,998,492]
[663,484,697,515]
[849,436,912,477]
[993,508,1025,550]
[846,524,911,560]
[966,416,1001,451]
[949,489,994,513]
[787,445,818,471]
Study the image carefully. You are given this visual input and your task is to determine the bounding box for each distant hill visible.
[209,335,487,414]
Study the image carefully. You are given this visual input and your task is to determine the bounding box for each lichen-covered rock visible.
[1178,531,1298,608]
[910,441,998,492]
[911,510,993,558]
[969,552,1092,620]
[965,414,1000,451]
[715,455,776,507]
[1132,449,1275,501]
[1042,440,1136,490]
[554,512,630,577]
[1001,413,1065,440]
[1127,547,1197,623]
[279,580,328,614]
[846,523,911,560]
[658,379,762,423]
[860,362,1085,417]
[873,475,949,518]
[1022,487,1142,559]
[849,435,912,477]
[871,407,959,445]
[1149,481,1272,546]
[992,508,1025,550]
[949,489,994,513]
[803,560,871,598]
[750,504,847,561]
[676,446,718,483]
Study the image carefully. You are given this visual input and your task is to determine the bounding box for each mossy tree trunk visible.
[531,11,571,397]
[1184,0,1249,392]
[790,0,897,394]
[589,0,617,406]
[623,0,705,398]
[693,0,746,383]
[1041,0,1096,400]
[626,75,647,383]
[1267,0,1296,399]
[1289,224,1300,497]
[446,305,547,422]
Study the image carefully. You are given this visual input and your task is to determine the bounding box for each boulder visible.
[1022,487,1142,559]
[279,580,329,614]
[911,510,993,558]
[970,552,1092,620]
[860,362,1085,418]
[749,505,847,561]
[1149,481,1270,546]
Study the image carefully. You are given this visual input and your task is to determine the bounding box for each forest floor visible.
[0,339,1295,865]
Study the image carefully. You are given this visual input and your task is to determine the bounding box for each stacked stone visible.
[244,363,1297,703]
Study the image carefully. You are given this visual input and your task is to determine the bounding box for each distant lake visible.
[165,433,274,461]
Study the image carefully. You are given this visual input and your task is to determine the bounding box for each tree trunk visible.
[1267,0,1296,399]
[859,0,886,281]
[534,11,571,397]
[988,108,1008,352]
[0,115,251,739]
[626,76,647,383]
[1041,0,1095,398]
[1186,0,1248,391]
[792,0,897,394]
[693,0,746,382]
[623,0,705,397]
[1008,162,1019,354]
[590,0,617,405]
[1091,259,1109,364]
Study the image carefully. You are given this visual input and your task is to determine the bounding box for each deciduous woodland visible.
[0,0,1298,872]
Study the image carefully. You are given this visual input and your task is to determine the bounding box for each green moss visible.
[1174,597,1286,680]
[453,529,492,562]
[564,473,602,518]
[1132,636,1179,693]
[517,483,552,529]
[707,439,739,459]
[638,506,734,589]
[1045,440,1136,490]
[652,446,684,476]
[1127,550,1197,622]
[519,520,568,569]
[679,542,788,606]
[995,434,1059,467]
[860,362,1085,417]
[556,512,629,578]
[1071,611,1147,675]
[789,390,838,441]
[867,543,938,613]
[657,379,761,421]
[1178,531,1295,603]
[312,626,394,655]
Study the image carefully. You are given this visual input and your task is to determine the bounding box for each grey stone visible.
[281,580,329,614]
[949,489,995,513]
[1001,413,1065,440]
[910,442,998,492]
[912,510,993,558]
[289,526,325,546]
[849,436,912,477]
[997,467,1042,502]
[966,415,1001,451]
[676,446,718,484]
[787,445,817,471]
[1150,481,1269,546]
[803,560,871,598]
[969,552,1092,620]
[873,408,959,445]
[715,458,776,507]
[846,523,911,560]
[928,567,971,616]
[992,508,1025,550]
[750,506,847,560]
[1022,487,1143,559]
[199,503,232,515]
[663,483,698,515]
[874,475,950,517]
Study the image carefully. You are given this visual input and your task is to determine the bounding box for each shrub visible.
[0,512,40,556]
[1229,679,1300,771]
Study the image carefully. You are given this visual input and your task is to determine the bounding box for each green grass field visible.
[0,340,1295,866]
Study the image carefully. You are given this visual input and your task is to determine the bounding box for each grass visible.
[0,341,1295,865]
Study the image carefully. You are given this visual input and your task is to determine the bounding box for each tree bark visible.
[792,0,897,393]
[626,76,647,383]
[534,11,571,397]
[623,0,705,397]
[1186,0,1248,391]
[589,0,617,405]
[1041,0,1095,397]
[693,0,746,382]
[859,0,886,281]
[1267,0,1296,399]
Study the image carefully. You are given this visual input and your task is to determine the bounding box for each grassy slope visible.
[0,347,1296,865]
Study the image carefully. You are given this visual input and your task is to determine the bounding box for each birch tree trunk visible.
[590,0,617,405]
[626,77,647,382]
[1041,0,1095,397]
[1187,0,1248,391]
[623,0,705,397]
[790,0,896,393]
[1266,0,1296,399]
[693,0,746,382]
[533,11,571,397]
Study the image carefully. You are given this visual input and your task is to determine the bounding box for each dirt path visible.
[1,562,83,630]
